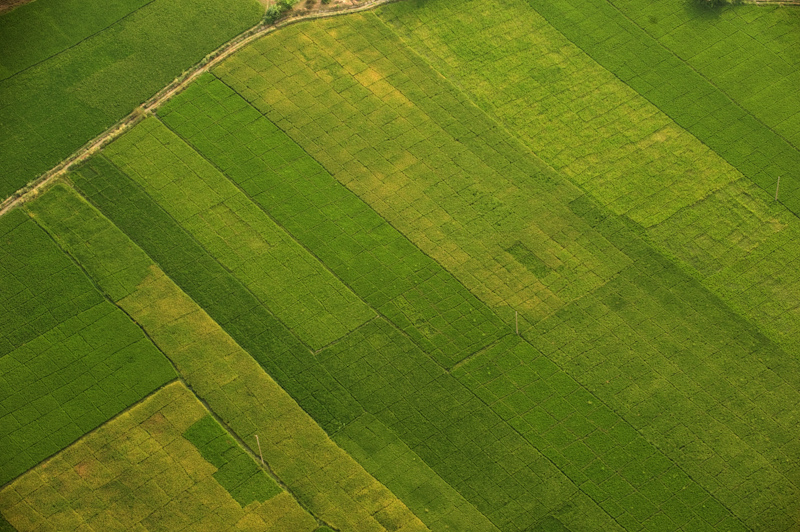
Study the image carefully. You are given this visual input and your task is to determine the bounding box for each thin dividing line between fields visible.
[0,377,181,493]
[0,0,403,219]
[0,0,159,85]
[27,211,339,529]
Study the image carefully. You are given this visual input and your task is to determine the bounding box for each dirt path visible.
[0,0,400,218]
[0,0,30,15]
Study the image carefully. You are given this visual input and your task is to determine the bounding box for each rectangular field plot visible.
[454,335,746,532]
[530,253,800,531]
[604,0,800,150]
[102,117,374,351]
[334,413,499,532]
[0,0,149,80]
[318,319,624,532]
[0,210,103,356]
[159,73,506,367]
[0,209,175,486]
[0,0,262,200]
[71,157,362,434]
[210,15,630,333]
[378,0,743,228]
[29,183,428,532]
[0,382,317,532]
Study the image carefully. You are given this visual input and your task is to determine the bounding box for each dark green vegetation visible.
[0,0,150,80]
[2,0,800,530]
[158,74,507,367]
[0,0,262,200]
[0,208,175,486]
[0,382,319,530]
[184,415,282,506]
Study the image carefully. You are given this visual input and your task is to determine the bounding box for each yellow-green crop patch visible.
[0,209,175,486]
[102,117,375,351]
[5,0,800,529]
[212,15,631,328]
[0,382,317,532]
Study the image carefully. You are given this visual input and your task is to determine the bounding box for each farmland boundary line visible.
[28,207,339,529]
[0,0,159,84]
[605,0,800,155]
[0,0,403,219]
[0,377,180,492]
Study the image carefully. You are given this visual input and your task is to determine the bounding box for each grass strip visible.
[30,183,429,532]
[0,382,318,532]
[318,318,624,532]
[102,117,375,351]
[0,0,262,199]
[70,160,362,434]
[159,73,507,368]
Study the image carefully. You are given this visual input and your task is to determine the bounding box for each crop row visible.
[0,0,262,199]
[30,184,427,532]
[210,17,630,327]
[0,382,318,531]
[104,117,374,351]
[159,73,507,367]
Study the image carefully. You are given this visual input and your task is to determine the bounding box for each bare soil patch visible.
[0,0,33,15]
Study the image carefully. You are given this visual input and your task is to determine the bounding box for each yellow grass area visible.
[0,382,317,532]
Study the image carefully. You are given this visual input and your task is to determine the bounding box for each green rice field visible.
[1,0,800,530]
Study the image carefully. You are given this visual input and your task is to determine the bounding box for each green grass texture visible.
[0,0,150,80]
[184,415,281,507]
[158,73,507,368]
[0,208,175,486]
[0,0,262,200]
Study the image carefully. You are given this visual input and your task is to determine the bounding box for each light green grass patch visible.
[0,382,317,532]
[103,117,375,350]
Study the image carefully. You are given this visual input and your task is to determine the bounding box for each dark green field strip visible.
[0,299,175,485]
[158,73,506,368]
[103,117,374,350]
[65,166,362,435]
[318,318,624,532]
[210,15,631,330]
[184,415,281,507]
[455,335,747,532]
[605,0,800,148]
[0,0,151,81]
[0,0,262,201]
[27,183,428,532]
[518,0,800,216]
[0,210,103,357]
[528,234,800,531]
[335,413,500,532]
